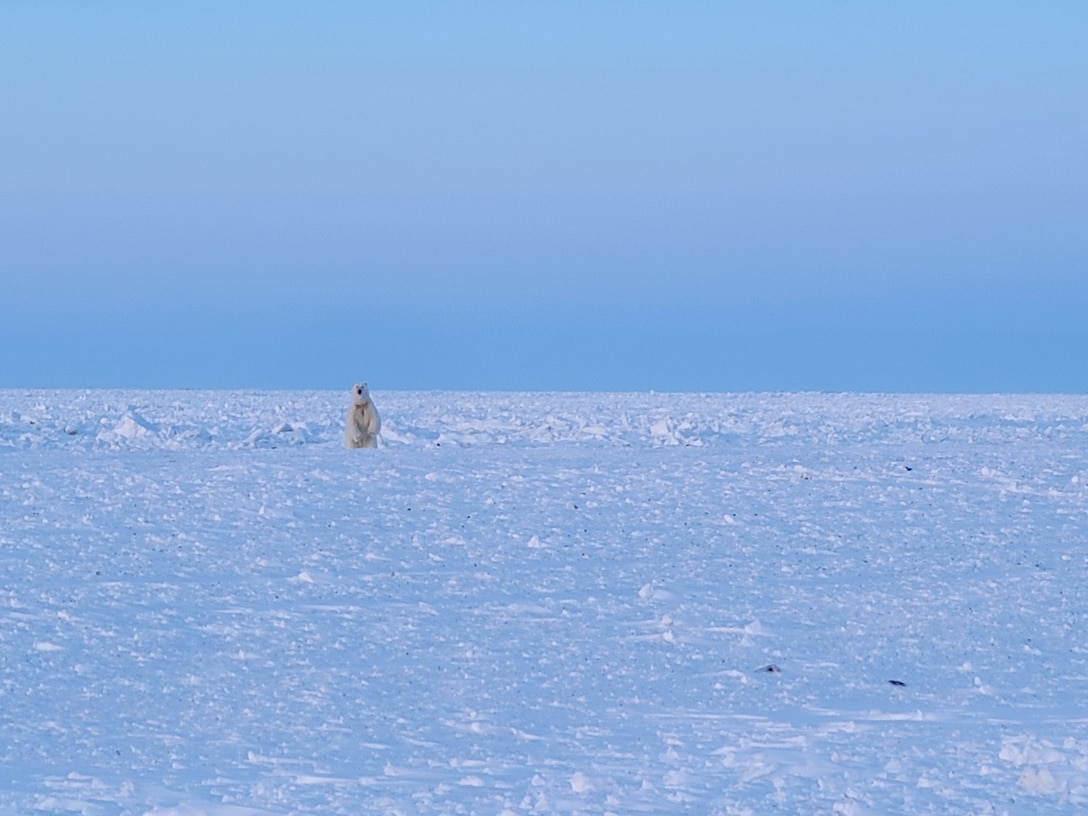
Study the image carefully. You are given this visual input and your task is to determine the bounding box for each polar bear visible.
[344,382,381,449]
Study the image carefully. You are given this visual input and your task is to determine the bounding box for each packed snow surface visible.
[3,389,1088,815]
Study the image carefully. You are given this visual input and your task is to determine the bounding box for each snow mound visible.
[96,408,159,445]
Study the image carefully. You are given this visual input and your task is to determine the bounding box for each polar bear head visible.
[351,382,370,406]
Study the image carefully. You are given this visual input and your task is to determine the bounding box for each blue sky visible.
[2,3,1086,391]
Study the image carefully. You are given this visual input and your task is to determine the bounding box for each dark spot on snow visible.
[889,679,906,687]
[757,664,781,673]
[904,466,913,471]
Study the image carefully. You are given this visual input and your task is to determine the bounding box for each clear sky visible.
[2,2,1086,392]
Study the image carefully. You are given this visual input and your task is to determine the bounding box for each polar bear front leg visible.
[345,408,364,449]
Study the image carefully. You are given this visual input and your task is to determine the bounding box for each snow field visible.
[2,390,1088,814]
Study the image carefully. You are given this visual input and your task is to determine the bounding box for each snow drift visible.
[2,389,1087,814]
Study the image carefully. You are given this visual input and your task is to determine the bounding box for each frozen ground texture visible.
[2,389,1088,815]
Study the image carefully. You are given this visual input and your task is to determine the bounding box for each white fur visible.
[344,382,381,449]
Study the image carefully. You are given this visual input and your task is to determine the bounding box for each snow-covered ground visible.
[3,389,1088,815]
